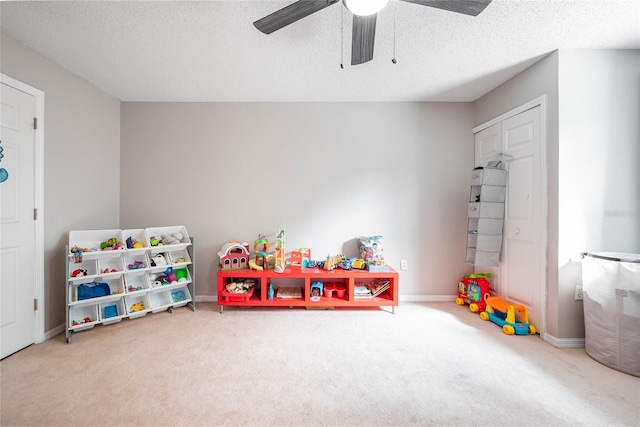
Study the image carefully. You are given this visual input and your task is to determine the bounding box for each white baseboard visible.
[543,333,585,348]
[43,324,65,341]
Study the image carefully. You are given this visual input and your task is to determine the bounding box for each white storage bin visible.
[582,252,640,377]
[68,229,125,259]
[148,290,172,313]
[124,294,150,319]
[124,252,149,271]
[124,272,151,294]
[170,286,192,308]
[168,248,191,266]
[98,257,124,277]
[122,228,149,251]
[148,253,170,271]
[70,277,124,303]
[69,304,99,331]
[145,225,191,253]
[99,300,126,325]
[69,259,98,281]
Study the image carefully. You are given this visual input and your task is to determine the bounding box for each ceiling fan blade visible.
[400,0,491,16]
[254,0,340,34]
[351,14,377,65]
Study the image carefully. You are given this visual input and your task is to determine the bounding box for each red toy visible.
[456,274,492,313]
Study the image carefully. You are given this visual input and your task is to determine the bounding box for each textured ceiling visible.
[1,0,639,102]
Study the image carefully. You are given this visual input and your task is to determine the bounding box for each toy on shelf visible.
[268,282,275,300]
[161,233,183,245]
[130,302,145,312]
[174,268,188,282]
[149,253,167,267]
[291,248,311,271]
[171,290,186,302]
[456,274,492,313]
[149,233,183,247]
[358,235,389,272]
[480,296,536,335]
[164,267,177,283]
[100,237,122,251]
[274,229,286,273]
[103,305,118,318]
[254,234,269,267]
[323,282,346,299]
[340,257,355,270]
[218,241,251,270]
[71,268,87,278]
[351,259,367,270]
[321,254,345,271]
[127,260,145,270]
[310,281,324,301]
[225,280,251,293]
[126,236,145,249]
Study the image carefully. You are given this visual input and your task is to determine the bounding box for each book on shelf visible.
[354,279,390,299]
[276,287,302,299]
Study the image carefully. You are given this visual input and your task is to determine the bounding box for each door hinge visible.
[33,208,38,220]
[34,117,38,130]
[34,298,38,311]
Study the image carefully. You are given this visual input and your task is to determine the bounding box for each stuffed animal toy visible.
[161,233,183,245]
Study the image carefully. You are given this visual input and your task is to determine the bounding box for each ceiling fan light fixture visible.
[342,0,390,16]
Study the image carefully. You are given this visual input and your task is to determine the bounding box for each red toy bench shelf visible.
[217,267,399,313]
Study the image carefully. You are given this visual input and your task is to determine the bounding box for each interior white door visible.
[475,106,544,332]
[1,82,37,359]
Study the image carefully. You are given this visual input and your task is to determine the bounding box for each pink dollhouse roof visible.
[217,242,250,259]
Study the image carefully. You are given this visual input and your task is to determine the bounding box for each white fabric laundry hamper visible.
[582,252,640,377]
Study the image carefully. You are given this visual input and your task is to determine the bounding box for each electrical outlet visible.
[575,286,583,301]
[400,260,407,270]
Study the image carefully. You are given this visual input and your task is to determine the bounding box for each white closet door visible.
[474,106,545,333]
[500,106,544,331]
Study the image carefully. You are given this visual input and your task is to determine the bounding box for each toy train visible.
[456,275,491,313]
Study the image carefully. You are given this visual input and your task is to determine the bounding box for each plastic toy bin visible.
[582,252,640,377]
[145,226,191,253]
[99,300,125,325]
[68,229,125,259]
[69,304,99,331]
[148,290,172,313]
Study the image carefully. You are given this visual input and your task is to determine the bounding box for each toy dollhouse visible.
[218,241,251,270]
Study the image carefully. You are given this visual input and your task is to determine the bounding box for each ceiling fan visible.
[253,0,492,66]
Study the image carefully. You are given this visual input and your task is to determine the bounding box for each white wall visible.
[473,51,561,337]
[558,49,640,336]
[1,32,121,332]
[120,102,475,299]
[474,49,640,340]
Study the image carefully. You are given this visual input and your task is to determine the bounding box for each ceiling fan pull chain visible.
[392,1,397,64]
[340,5,344,69]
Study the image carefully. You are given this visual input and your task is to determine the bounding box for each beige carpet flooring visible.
[1,302,639,426]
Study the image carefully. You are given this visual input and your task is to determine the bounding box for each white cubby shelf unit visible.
[65,226,195,343]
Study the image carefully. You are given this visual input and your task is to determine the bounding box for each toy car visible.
[480,296,536,335]
[339,258,354,270]
[351,258,367,270]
